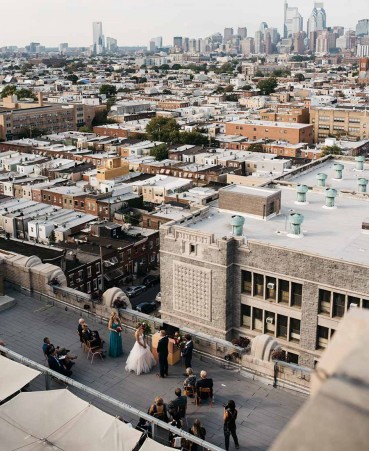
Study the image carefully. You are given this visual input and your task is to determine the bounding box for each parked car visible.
[143,275,160,287]
[124,285,146,298]
[136,301,157,314]
[155,292,162,303]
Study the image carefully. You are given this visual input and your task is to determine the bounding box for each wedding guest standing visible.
[223,400,239,450]
[108,311,123,357]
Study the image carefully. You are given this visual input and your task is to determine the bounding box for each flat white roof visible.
[221,185,280,198]
[289,159,369,193]
[182,186,369,266]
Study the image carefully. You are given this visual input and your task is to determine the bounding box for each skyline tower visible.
[284,1,303,38]
[92,21,104,55]
[307,2,327,36]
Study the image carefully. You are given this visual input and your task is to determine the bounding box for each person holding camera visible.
[223,400,239,450]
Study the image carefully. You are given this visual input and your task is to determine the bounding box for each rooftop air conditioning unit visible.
[266,317,274,324]
[267,282,275,290]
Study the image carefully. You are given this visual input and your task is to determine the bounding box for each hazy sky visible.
[1,0,368,47]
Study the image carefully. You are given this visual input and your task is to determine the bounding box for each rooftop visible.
[227,119,312,129]
[182,185,369,266]
[0,289,306,450]
[289,159,369,193]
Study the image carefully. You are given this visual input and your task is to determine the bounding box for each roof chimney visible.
[230,215,245,237]
[333,163,344,180]
[316,173,327,187]
[355,156,365,171]
[288,213,304,238]
[325,188,338,208]
[296,185,309,204]
[358,178,368,193]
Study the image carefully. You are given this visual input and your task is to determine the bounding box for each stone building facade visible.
[160,201,369,368]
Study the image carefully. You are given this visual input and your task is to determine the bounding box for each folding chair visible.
[196,388,213,407]
[85,341,104,364]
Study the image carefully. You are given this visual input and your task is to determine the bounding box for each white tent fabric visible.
[0,389,142,451]
[139,437,173,451]
[0,355,41,402]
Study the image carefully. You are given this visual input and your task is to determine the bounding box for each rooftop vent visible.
[230,215,245,237]
[355,156,365,171]
[324,188,338,209]
[296,185,309,204]
[316,173,328,187]
[358,178,369,193]
[333,163,344,180]
[288,213,304,238]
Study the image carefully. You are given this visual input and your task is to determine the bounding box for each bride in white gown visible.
[125,324,156,375]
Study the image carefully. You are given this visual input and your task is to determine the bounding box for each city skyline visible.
[0,0,368,48]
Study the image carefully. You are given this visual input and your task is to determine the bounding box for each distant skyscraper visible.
[93,21,104,54]
[106,37,118,52]
[293,32,305,54]
[173,36,183,50]
[284,2,303,38]
[224,27,234,43]
[237,27,248,39]
[265,32,272,55]
[59,43,68,54]
[254,31,264,54]
[241,37,255,55]
[307,3,327,36]
[149,37,163,52]
[183,37,190,52]
[259,22,268,33]
[356,19,369,38]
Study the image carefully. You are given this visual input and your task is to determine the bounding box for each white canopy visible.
[0,355,41,402]
[139,437,173,451]
[0,389,142,451]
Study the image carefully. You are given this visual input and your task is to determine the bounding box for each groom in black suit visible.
[157,329,169,378]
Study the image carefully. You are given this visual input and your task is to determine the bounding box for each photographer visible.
[223,400,239,450]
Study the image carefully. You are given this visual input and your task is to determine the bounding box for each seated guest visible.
[148,396,169,423]
[42,337,76,370]
[168,388,187,421]
[183,367,196,389]
[195,370,213,400]
[81,324,102,348]
[47,348,73,377]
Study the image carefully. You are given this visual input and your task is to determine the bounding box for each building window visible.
[78,270,83,279]
[87,282,91,293]
[278,280,289,304]
[319,289,331,315]
[241,271,252,295]
[291,283,302,307]
[264,311,275,335]
[93,279,98,290]
[87,266,92,278]
[288,352,299,364]
[332,292,346,318]
[189,244,196,254]
[253,273,264,297]
[252,308,263,332]
[317,326,329,349]
[347,296,359,309]
[241,304,251,328]
[289,318,300,343]
[277,315,288,339]
[95,262,101,274]
[266,277,276,300]
[362,299,369,309]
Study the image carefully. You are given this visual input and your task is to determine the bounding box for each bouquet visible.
[174,332,186,350]
[116,326,122,335]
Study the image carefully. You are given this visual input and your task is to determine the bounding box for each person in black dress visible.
[223,400,239,450]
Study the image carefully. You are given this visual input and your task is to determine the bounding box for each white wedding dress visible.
[125,334,156,375]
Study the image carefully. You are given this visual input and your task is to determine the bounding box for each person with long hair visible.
[223,400,239,450]
[125,323,156,375]
[189,418,206,451]
[108,311,123,357]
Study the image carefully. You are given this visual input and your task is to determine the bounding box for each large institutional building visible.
[160,157,369,368]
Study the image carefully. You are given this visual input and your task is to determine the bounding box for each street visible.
[124,284,161,311]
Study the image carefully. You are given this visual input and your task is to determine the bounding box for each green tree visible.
[171,64,182,70]
[225,94,238,102]
[321,145,343,156]
[257,77,278,95]
[242,84,252,91]
[179,131,209,146]
[248,143,264,152]
[1,85,17,98]
[99,84,117,98]
[225,85,234,92]
[150,143,169,161]
[66,74,78,84]
[49,229,56,245]
[146,117,180,142]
